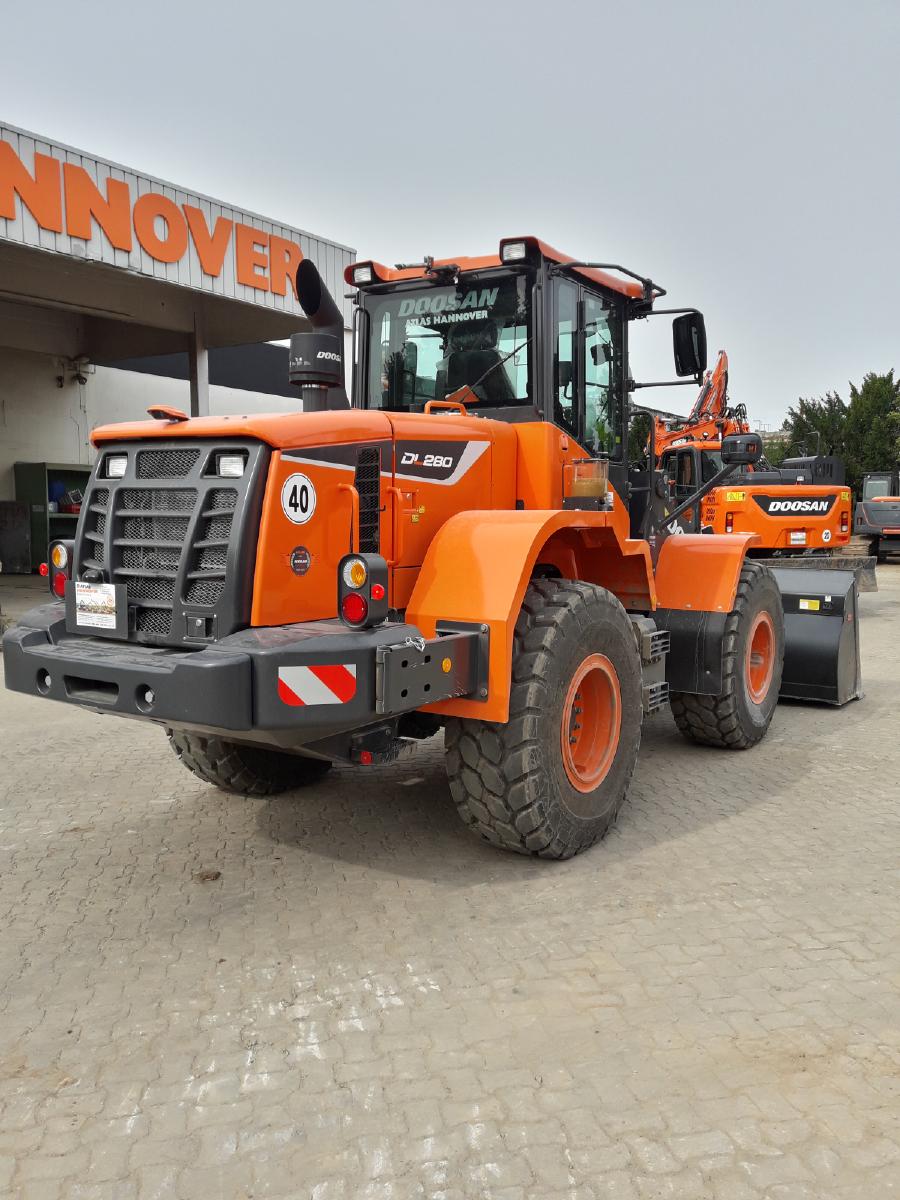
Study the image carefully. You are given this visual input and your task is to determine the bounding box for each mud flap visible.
[769,567,862,705]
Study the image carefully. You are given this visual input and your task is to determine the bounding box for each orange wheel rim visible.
[560,653,622,793]
[746,611,775,704]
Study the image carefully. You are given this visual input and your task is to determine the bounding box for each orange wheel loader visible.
[651,352,852,554]
[2,239,863,858]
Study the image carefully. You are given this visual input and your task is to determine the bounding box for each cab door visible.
[551,278,626,461]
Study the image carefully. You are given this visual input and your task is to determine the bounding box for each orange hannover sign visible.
[0,126,354,310]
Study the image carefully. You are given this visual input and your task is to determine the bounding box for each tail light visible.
[337,553,389,629]
[48,539,74,600]
[841,510,849,532]
[341,591,369,625]
[725,512,734,533]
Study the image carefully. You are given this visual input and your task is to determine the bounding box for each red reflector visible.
[39,562,49,577]
[370,582,386,601]
[341,591,368,625]
[359,750,373,765]
[52,571,67,598]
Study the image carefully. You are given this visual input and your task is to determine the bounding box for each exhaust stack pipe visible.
[289,259,350,412]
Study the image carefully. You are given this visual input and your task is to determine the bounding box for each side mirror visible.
[673,312,707,377]
[721,432,763,467]
[558,361,574,394]
[590,342,612,367]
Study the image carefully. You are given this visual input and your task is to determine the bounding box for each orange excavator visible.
[651,351,851,555]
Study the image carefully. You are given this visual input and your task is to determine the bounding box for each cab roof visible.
[344,236,647,300]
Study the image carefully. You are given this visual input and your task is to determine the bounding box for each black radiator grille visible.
[182,487,237,609]
[122,545,181,571]
[137,609,172,636]
[354,448,381,554]
[73,440,267,646]
[119,488,196,511]
[83,489,109,568]
[136,448,200,478]
[121,514,191,542]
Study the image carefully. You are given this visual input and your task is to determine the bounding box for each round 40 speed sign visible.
[281,473,317,524]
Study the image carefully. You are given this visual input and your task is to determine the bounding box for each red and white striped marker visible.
[277,664,358,707]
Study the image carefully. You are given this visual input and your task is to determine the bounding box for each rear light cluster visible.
[841,510,849,533]
[337,553,389,629]
[725,513,734,534]
[47,539,74,600]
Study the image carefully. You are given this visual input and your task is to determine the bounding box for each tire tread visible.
[167,730,331,796]
[446,579,641,859]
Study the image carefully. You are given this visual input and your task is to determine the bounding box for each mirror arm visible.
[630,377,701,390]
[663,463,738,526]
[641,307,703,318]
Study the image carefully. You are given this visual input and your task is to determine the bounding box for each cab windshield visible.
[863,476,892,500]
[700,450,724,482]
[363,273,531,411]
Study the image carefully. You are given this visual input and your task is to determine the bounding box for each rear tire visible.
[670,562,783,749]
[167,730,332,796]
[445,579,643,859]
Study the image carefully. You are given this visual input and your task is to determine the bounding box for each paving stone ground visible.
[1,568,899,1200]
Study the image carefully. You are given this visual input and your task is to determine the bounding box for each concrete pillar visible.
[188,311,209,417]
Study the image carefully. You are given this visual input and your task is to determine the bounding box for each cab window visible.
[701,449,723,483]
[672,449,697,500]
[552,279,624,457]
[583,293,621,456]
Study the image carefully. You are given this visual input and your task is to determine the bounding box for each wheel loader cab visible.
[351,241,637,499]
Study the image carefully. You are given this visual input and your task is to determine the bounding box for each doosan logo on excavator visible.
[752,495,837,516]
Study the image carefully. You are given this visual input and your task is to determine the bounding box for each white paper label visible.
[74,581,117,629]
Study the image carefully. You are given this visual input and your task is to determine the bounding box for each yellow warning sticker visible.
[726,491,746,502]
[841,490,851,502]
[799,598,821,611]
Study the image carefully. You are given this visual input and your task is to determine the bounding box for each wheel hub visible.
[746,610,775,704]
[560,653,622,793]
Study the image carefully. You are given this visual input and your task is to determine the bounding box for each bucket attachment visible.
[757,555,877,593]
[769,567,862,706]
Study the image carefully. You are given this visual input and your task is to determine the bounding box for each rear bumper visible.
[2,603,483,744]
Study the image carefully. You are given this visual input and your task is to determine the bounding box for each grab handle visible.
[386,486,405,566]
[424,398,468,416]
[339,482,360,553]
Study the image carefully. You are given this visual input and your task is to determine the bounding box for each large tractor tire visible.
[670,562,783,750]
[445,579,643,859]
[167,730,331,796]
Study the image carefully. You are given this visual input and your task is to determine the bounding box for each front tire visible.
[670,562,783,749]
[167,730,332,796]
[445,579,643,859]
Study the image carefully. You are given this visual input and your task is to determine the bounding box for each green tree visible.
[627,408,653,463]
[763,439,789,467]
[843,371,900,488]
[780,392,848,458]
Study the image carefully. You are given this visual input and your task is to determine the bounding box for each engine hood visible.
[91,408,393,451]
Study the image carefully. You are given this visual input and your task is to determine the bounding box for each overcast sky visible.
[4,0,898,424]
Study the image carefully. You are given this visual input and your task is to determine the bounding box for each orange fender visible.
[405,509,653,723]
[654,532,759,613]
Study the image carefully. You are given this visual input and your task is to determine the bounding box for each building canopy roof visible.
[0,123,355,362]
